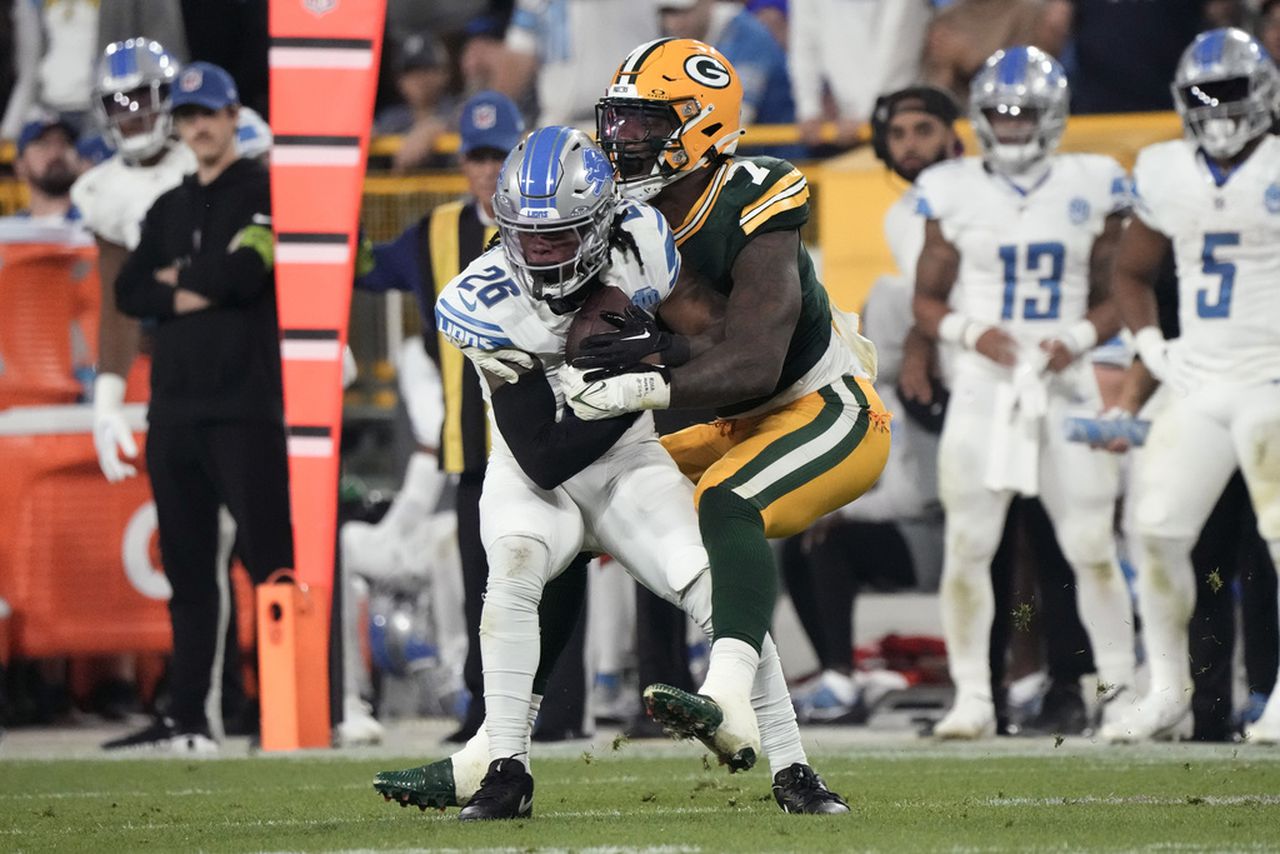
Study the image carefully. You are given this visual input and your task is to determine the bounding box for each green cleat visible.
[643,683,758,772]
[373,758,462,811]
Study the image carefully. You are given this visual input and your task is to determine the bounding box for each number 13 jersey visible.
[915,154,1129,360]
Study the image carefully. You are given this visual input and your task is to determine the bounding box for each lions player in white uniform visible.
[75,38,273,485]
[72,38,192,485]
[1103,28,1280,744]
[374,127,847,820]
[912,46,1137,738]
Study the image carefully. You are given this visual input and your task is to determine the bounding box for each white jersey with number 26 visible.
[1132,136,1280,385]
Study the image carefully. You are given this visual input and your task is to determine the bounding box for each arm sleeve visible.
[355,222,421,294]
[114,202,176,319]
[491,369,640,491]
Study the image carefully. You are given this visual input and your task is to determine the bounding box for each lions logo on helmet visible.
[493,126,618,304]
[1173,28,1279,161]
[969,46,1069,176]
[596,38,744,200]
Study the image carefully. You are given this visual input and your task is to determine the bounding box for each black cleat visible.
[771,763,850,814]
[101,716,217,753]
[457,758,533,821]
[1015,682,1087,737]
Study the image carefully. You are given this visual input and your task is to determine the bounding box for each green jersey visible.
[672,155,832,417]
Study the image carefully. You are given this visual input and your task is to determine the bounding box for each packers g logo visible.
[684,55,731,89]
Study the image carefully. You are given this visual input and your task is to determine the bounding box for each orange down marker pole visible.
[261,0,386,751]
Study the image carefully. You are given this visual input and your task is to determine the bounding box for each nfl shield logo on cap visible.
[304,0,337,15]
[180,67,203,92]
[472,104,497,131]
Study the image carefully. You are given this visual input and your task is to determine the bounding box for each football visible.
[565,285,638,364]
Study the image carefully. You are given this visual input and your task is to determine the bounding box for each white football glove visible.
[562,364,671,421]
[461,347,536,384]
[93,373,138,483]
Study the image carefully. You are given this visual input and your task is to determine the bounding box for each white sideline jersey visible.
[435,200,681,447]
[1132,137,1280,385]
[70,143,195,250]
[885,186,926,284]
[916,154,1128,358]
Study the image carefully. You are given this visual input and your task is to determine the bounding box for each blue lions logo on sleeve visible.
[631,287,661,311]
[582,147,613,197]
[1068,197,1090,225]
[1264,183,1280,214]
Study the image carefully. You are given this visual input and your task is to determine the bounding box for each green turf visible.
[2,743,1279,852]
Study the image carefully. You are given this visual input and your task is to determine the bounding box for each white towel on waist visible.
[983,354,1048,495]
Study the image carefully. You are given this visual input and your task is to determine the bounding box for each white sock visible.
[524,693,542,772]
[1071,555,1137,689]
[753,634,807,776]
[1136,535,1196,695]
[939,551,995,699]
[700,637,759,702]
[481,536,548,761]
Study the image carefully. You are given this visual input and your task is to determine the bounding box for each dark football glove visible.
[572,304,676,369]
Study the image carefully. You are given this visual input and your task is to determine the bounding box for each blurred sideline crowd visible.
[0,0,1278,754]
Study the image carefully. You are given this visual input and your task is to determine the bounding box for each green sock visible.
[698,486,775,652]
[532,552,589,694]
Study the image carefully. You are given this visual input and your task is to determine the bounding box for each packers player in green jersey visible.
[565,38,891,791]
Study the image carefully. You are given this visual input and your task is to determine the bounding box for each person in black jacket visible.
[106,61,293,752]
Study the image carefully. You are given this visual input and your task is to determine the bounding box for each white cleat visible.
[1095,684,1137,732]
[1244,701,1280,745]
[933,693,996,739]
[1099,693,1191,743]
[335,698,385,747]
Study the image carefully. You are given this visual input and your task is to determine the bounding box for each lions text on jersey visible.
[1132,137,1280,385]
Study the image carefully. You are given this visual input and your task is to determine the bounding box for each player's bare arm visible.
[899,324,939,405]
[1111,216,1169,333]
[660,229,802,408]
[96,237,143,377]
[1043,212,1126,372]
[913,219,1016,367]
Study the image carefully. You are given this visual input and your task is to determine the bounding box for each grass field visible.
[3,737,1280,852]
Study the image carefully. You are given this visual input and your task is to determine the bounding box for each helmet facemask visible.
[597,97,711,200]
[975,103,1054,174]
[498,216,612,302]
[1175,75,1274,160]
[97,82,173,161]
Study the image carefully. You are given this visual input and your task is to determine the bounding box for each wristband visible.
[1062,319,1099,355]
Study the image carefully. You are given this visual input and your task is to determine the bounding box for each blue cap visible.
[17,116,76,154]
[458,91,524,155]
[171,62,239,111]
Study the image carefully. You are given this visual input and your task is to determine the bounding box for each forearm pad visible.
[492,369,639,490]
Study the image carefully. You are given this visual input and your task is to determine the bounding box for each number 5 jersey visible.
[1132,136,1280,386]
